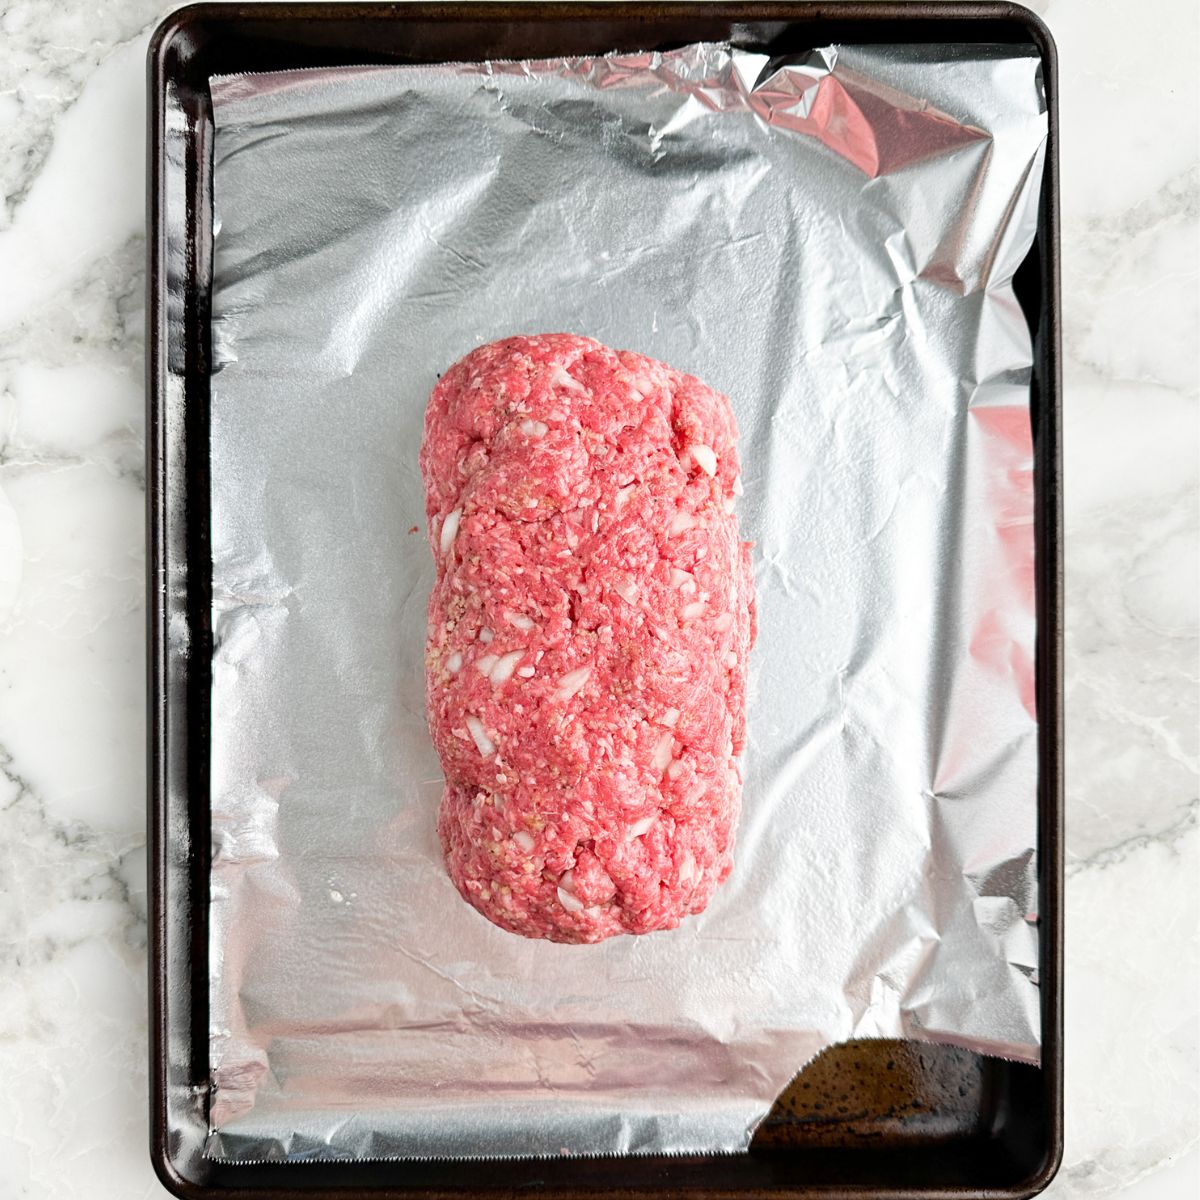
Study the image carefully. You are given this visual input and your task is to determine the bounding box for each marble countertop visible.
[0,1,1194,1196]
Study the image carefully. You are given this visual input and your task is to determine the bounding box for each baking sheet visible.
[205,41,1046,1162]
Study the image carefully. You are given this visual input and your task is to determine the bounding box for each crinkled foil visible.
[206,42,1046,1162]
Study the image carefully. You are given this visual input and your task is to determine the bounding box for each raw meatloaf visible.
[421,334,754,943]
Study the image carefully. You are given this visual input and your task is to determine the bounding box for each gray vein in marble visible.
[1066,798,1199,879]
[0,743,146,958]
[1065,477,1198,864]
[1062,167,1199,392]
[0,3,165,227]
[0,232,145,369]
[0,419,144,499]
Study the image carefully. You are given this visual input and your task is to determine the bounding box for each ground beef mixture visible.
[420,334,754,943]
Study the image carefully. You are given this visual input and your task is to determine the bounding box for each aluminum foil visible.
[206,42,1046,1162]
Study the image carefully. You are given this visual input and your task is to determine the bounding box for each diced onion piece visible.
[446,651,463,674]
[519,418,549,437]
[679,850,697,884]
[712,612,733,633]
[628,815,655,839]
[557,886,585,913]
[613,577,639,605]
[669,510,696,535]
[479,627,494,643]
[508,613,535,630]
[732,474,744,496]
[559,869,575,892]
[513,831,535,852]
[490,650,524,685]
[723,496,736,514]
[670,567,695,590]
[660,708,680,728]
[726,651,739,668]
[680,600,706,621]
[517,665,536,678]
[651,732,674,774]
[689,444,717,477]
[465,716,495,757]
[476,654,498,676]
[439,508,461,554]
[550,364,586,394]
[556,666,591,700]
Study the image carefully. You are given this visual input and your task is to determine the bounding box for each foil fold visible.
[206,41,1046,1162]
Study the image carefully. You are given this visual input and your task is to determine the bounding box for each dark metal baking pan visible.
[147,4,1062,1196]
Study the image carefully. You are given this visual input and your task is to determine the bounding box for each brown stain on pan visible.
[753,1039,988,1149]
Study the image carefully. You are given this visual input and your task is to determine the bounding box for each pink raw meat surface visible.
[420,334,755,943]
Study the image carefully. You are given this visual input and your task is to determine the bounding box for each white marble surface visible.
[0,1,1194,1195]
